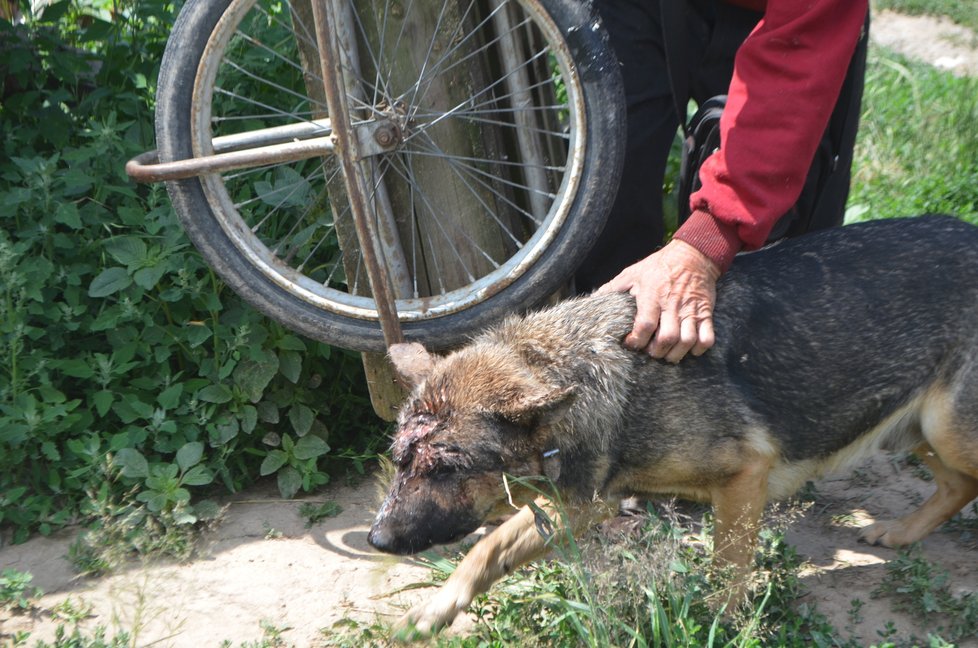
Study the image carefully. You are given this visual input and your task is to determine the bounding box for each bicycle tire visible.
[156,0,623,352]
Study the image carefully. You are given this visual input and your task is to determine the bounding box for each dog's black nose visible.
[367,524,395,553]
[368,522,434,555]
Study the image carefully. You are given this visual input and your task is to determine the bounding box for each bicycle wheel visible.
[156,0,623,352]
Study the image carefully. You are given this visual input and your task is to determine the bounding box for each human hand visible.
[597,240,721,362]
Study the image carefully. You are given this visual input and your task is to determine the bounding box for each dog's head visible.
[367,342,574,555]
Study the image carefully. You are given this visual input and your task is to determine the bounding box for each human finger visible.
[664,316,699,363]
[691,317,715,356]
[624,300,661,351]
[596,268,635,295]
[648,309,681,359]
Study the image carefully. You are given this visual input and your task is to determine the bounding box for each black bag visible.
[675,94,837,241]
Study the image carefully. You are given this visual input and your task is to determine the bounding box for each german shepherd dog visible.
[368,215,978,634]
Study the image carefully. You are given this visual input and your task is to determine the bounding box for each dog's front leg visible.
[395,497,606,636]
[710,456,771,608]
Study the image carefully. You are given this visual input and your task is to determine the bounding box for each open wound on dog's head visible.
[390,411,472,475]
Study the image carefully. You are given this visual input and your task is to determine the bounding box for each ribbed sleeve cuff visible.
[673,209,743,273]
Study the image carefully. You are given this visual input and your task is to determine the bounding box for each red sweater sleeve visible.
[673,0,868,272]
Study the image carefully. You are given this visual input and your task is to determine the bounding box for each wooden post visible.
[291,0,522,420]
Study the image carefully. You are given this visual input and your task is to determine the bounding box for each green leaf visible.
[293,435,330,460]
[137,490,169,512]
[260,450,288,476]
[256,401,279,424]
[175,442,204,471]
[277,335,307,351]
[39,0,71,23]
[172,509,198,525]
[112,397,154,423]
[233,351,280,403]
[278,351,302,384]
[288,404,314,437]
[194,500,223,520]
[256,167,309,208]
[2,487,28,503]
[114,448,149,479]
[88,267,132,297]
[104,237,147,267]
[240,405,258,434]
[41,441,61,461]
[133,263,167,290]
[158,383,183,409]
[55,203,82,229]
[198,384,233,404]
[181,465,213,486]
[212,417,239,445]
[184,324,212,348]
[277,466,302,499]
[59,359,94,379]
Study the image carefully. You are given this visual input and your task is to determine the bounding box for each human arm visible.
[605,0,867,361]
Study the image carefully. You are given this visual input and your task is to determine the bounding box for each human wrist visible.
[672,209,742,273]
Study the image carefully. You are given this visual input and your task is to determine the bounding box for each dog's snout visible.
[367,524,393,553]
[368,522,433,555]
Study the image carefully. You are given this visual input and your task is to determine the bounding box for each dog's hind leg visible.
[861,439,978,547]
[395,497,613,637]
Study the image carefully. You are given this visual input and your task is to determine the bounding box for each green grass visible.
[874,0,978,32]
[324,503,860,647]
[847,48,978,223]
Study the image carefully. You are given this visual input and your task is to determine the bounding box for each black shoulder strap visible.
[660,0,690,135]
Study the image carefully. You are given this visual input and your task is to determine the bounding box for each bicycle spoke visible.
[386,154,503,278]
[407,132,536,238]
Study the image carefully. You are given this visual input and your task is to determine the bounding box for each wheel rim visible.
[192,0,587,322]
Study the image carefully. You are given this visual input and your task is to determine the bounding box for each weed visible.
[224,620,294,647]
[28,624,131,648]
[848,49,978,224]
[67,478,215,576]
[50,597,95,625]
[299,500,343,527]
[326,491,849,647]
[847,597,864,633]
[263,523,284,540]
[874,544,978,642]
[0,568,40,612]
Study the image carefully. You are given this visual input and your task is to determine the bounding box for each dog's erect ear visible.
[388,342,437,387]
[499,384,576,428]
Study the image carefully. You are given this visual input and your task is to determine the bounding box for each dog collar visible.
[542,448,561,482]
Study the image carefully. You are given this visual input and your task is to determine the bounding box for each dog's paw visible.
[859,520,910,547]
[392,590,466,640]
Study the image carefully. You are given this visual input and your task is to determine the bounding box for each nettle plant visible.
[0,0,376,543]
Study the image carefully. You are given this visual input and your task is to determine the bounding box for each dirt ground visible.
[2,455,977,646]
[3,10,978,648]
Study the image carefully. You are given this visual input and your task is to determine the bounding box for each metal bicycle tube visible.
[309,0,406,349]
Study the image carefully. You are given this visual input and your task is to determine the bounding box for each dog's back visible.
[595,215,978,502]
